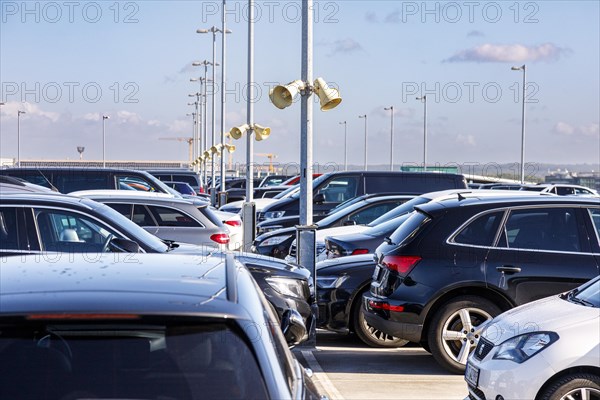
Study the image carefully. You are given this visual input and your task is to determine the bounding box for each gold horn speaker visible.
[313,77,342,111]
[254,124,271,141]
[230,124,250,140]
[269,80,305,109]
[210,144,222,155]
[203,150,211,159]
[224,144,236,153]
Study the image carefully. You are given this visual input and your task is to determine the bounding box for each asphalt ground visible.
[294,331,468,400]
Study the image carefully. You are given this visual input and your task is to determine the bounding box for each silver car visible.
[71,190,232,250]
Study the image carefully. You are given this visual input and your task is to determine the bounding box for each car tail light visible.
[368,300,404,312]
[210,233,230,244]
[351,248,369,255]
[381,255,421,275]
[199,187,205,194]
[224,219,241,228]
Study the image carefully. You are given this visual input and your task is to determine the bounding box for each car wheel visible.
[353,292,409,348]
[428,296,501,374]
[539,373,600,400]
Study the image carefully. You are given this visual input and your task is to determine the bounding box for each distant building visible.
[545,169,600,191]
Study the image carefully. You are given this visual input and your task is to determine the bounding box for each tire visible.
[539,373,600,400]
[353,292,409,348]
[427,296,501,374]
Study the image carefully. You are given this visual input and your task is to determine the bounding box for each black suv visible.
[363,195,600,373]
[0,253,323,399]
[0,167,174,195]
[258,171,467,222]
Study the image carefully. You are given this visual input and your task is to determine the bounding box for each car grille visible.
[289,243,296,257]
[467,384,486,400]
[474,337,494,361]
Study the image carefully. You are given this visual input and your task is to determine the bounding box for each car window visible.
[148,206,202,228]
[555,186,575,195]
[388,211,430,246]
[348,202,403,225]
[498,208,581,252]
[34,209,118,252]
[105,203,132,219]
[55,171,109,193]
[316,176,359,203]
[453,211,504,247]
[369,196,430,226]
[0,207,20,250]
[589,208,600,244]
[0,322,269,400]
[116,176,157,192]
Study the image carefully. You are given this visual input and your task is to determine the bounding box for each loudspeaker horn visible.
[313,77,342,111]
[254,124,271,141]
[269,80,305,109]
[230,124,250,140]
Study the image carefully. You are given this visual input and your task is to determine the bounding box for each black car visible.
[252,194,412,259]
[0,192,314,335]
[316,254,409,348]
[363,195,600,373]
[145,169,204,195]
[0,253,323,399]
[0,167,175,195]
[258,171,468,222]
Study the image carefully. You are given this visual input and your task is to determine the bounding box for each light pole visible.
[17,110,26,167]
[511,64,526,184]
[190,77,211,180]
[416,96,427,171]
[188,92,202,166]
[358,115,367,170]
[339,121,347,170]
[197,27,230,206]
[102,115,109,168]
[384,106,394,171]
[192,60,215,187]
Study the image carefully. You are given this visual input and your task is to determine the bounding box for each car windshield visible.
[326,195,365,215]
[274,184,300,199]
[317,199,370,227]
[568,278,600,307]
[85,199,169,252]
[368,195,430,226]
[290,173,331,199]
[0,320,269,399]
[364,213,411,237]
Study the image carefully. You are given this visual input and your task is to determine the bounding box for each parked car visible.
[220,185,299,215]
[363,195,600,373]
[0,192,314,332]
[71,190,232,250]
[259,174,293,187]
[145,168,204,195]
[0,175,54,193]
[0,253,324,399]
[225,179,282,203]
[465,276,600,400]
[0,167,175,195]
[281,173,323,186]
[252,194,412,259]
[520,183,599,196]
[258,171,468,223]
[163,180,197,196]
[317,254,409,348]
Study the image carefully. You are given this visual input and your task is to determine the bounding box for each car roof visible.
[0,253,246,318]
[70,189,177,198]
[0,191,97,208]
[417,194,600,214]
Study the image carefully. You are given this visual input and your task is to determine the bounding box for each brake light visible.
[199,187,205,194]
[368,300,404,312]
[224,219,242,228]
[210,233,230,244]
[381,255,421,275]
[351,249,369,255]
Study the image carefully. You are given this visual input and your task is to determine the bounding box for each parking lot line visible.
[301,350,345,400]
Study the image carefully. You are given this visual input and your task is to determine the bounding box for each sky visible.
[1,0,599,174]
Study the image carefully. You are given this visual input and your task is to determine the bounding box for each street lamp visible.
[511,64,527,184]
[339,121,347,170]
[197,23,232,206]
[384,106,394,171]
[358,115,367,170]
[102,115,110,168]
[17,110,26,167]
[416,96,427,171]
[190,76,211,182]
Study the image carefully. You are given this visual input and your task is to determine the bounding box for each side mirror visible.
[343,220,357,226]
[108,238,141,253]
[313,193,326,204]
[281,309,308,347]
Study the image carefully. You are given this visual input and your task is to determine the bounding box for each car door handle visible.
[497,266,522,274]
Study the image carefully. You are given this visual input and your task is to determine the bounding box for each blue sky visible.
[1,1,599,172]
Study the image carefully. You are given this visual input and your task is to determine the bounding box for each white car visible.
[464,276,600,400]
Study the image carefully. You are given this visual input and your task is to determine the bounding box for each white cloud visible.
[554,122,575,136]
[116,110,142,124]
[331,38,363,55]
[554,121,599,137]
[580,123,599,137]
[445,43,570,63]
[0,101,60,122]
[82,113,101,122]
[456,134,476,146]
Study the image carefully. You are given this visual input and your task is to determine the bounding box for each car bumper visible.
[362,293,424,343]
[316,287,352,334]
[464,352,554,400]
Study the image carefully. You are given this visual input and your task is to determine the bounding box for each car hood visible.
[255,227,296,242]
[315,225,369,241]
[317,253,375,272]
[482,294,599,345]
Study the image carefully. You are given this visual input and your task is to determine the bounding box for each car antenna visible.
[36,168,59,192]
[457,193,466,201]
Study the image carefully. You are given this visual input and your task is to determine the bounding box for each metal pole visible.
[389,106,394,170]
[17,111,24,167]
[339,121,347,171]
[424,97,427,171]
[219,0,227,206]
[520,66,526,184]
[203,66,209,186]
[359,115,367,170]
[102,115,109,168]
